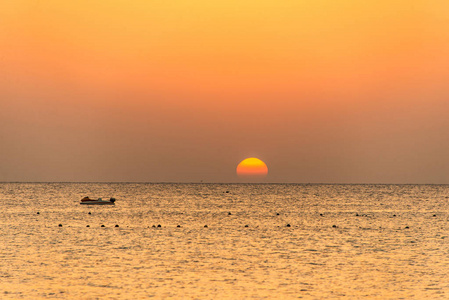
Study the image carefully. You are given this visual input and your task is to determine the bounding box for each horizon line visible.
[0,181,448,185]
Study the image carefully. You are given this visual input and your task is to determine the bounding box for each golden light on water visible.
[236,157,268,178]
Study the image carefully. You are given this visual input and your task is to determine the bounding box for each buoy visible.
[58,224,62,227]
[88,212,91,215]
[157,224,161,228]
[228,212,232,215]
[332,225,337,228]
[204,225,208,228]
[405,226,409,229]
[177,225,181,228]
[244,225,249,227]
[101,225,105,227]
[115,224,119,227]
[276,213,280,216]
[86,225,90,227]
[37,212,40,215]
[286,224,291,227]
[152,225,156,228]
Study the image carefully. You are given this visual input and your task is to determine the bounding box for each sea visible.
[1,183,449,299]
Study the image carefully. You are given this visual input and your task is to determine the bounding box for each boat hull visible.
[80,201,115,205]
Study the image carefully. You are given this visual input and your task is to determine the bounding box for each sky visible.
[1,0,449,183]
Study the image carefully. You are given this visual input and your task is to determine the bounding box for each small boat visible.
[80,197,116,205]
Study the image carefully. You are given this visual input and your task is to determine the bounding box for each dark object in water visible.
[157,224,161,228]
[225,191,230,193]
[228,212,232,215]
[320,213,324,216]
[286,224,291,227]
[204,225,208,228]
[152,225,156,228]
[86,225,90,227]
[244,225,249,227]
[177,225,181,228]
[37,212,40,215]
[332,225,337,228]
[115,224,119,227]
[101,225,105,227]
[80,197,116,205]
[88,212,91,215]
[433,214,437,217]
[58,224,62,227]
[276,213,280,216]
[405,226,409,229]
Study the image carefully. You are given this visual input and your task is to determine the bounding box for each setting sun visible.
[236,158,268,178]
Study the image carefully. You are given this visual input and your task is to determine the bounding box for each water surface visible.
[1,183,448,299]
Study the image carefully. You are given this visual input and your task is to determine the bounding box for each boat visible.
[80,197,116,205]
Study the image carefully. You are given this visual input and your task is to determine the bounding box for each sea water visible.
[1,183,449,299]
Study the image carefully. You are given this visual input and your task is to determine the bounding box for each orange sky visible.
[1,1,449,182]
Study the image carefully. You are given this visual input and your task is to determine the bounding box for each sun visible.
[236,158,268,178]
